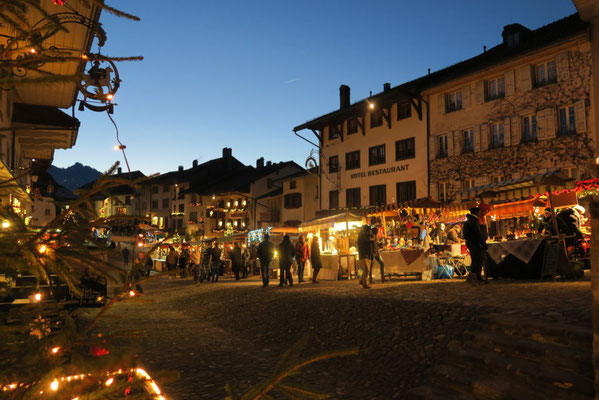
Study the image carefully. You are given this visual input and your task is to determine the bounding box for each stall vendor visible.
[445,224,462,245]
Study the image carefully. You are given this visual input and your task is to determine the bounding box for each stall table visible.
[373,249,428,279]
[485,238,546,279]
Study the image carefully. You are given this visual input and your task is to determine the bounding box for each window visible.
[346,188,361,208]
[189,211,198,223]
[397,101,411,120]
[289,180,296,190]
[178,203,184,213]
[561,167,578,180]
[345,150,360,170]
[162,198,169,209]
[490,122,504,148]
[438,182,449,203]
[462,129,474,153]
[491,176,504,183]
[284,193,302,209]
[328,155,339,173]
[462,179,476,191]
[396,181,416,203]
[369,185,386,206]
[445,90,462,112]
[370,108,383,128]
[151,200,158,210]
[437,135,448,158]
[395,138,415,160]
[44,208,51,216]
[534,60,557,87]
[162,184,169,193]
[328,123,339,140]
[348,119,358,135]
[558,105,576,135]
[485,77,505,101]
[522,115,537,142]
[125,196,131,206]
[368,144,385,166]
[329,190,339,209]
[116,207,127,215]
[152,186,158,194]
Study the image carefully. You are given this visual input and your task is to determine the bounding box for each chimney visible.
[383,83,391,92]
[223,147,233,170]
[117,167,122,175]
[192,159,198,168]
[178,165,184,172]
[256,157,264,169]
[339,84,350,109]
[266,161,272,167]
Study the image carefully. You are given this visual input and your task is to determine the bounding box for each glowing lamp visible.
[105,378,114,386]
[51,347,60,354]
[369,103,375,109]
[129,290,135,297]
[50,379,59,391]
[114,144,126,151]
[106,94,114,101]
[81,54,88,60]
[29,48,36,54]
[1,220,10,229]
[34,293,42,302]
[38,244,47,254]
[137,242,143,247]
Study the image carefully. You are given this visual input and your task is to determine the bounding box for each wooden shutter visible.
[447,132,454,157]
[557,52,570,81]
[537,110,547,140]
[545,108,556,139]
[462,85,471,108]
[517,65,532,92]
[504,70,515,96]
[473,126,481,152]
[437,94,445,115]
[474,81,484,104]
[454,130,462,155]
[575,100,587,133]
[429,182,438,201]
[480,124,489,150]
[429,135,436,159]
[511,116,521,145]
[503,118,511,146]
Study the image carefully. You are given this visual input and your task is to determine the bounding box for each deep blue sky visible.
[52,0,577,175]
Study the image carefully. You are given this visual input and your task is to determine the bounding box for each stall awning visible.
[461,170,571,199]
[299,212,362,232]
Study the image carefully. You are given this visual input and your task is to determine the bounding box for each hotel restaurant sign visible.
[350,164,409,179]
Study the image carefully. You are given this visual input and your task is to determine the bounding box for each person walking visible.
[241,244,250,278]
[210,241,222,282]
[295,235,309,283]
[357,225,372,289]
[310,235,322,283]
[121,246,130,266]
[369,227,386,283]
[278,234,295,287]
[230,242,242,280]
[463,207,488,285]
[257,234,274,287]
[166,246,178,279]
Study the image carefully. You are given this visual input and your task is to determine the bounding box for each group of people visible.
[256,233,322,287]
[356,225,385,289]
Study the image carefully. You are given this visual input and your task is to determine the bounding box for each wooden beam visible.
[382,106,391,129]
[357,115,366,136]
[310,129,322,146]
[410,97,423,121]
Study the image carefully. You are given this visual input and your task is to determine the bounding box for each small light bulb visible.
[105,378,114,386]
[106,94,114,101]
[113,145,120,151]
[129,290,135,297]
[38,244,47,254]
[137,242,143,247]
[34,293,42,302]
[50,379,59,391]
[81,53,88,60]
[51,347,60,354]
[30,48,37,54]
[1,221,10,229]
[369,103,375,109]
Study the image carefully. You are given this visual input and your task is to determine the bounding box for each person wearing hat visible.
[257,233,275,287]
[278,234,295,287]
[462,206,488,284]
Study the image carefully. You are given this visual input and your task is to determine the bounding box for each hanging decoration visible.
[78,58,120,113]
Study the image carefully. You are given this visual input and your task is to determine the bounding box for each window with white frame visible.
[490,122,504,148]
[437,135,448,157]
[485,77,505,101]
[445,90,462,112]
[462,129,474,153]
[561,166,578,180]
[558,105,576,134]
[438,182,449,203]
[462,178,476,192]
[534,60,557,87]
[522,114,537,142]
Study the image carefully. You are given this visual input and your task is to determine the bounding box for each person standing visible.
[295,235,309,283]
[310,235,322,283]
[463,207,488,284]
[278,234,295,287]
[122,246,130,267]
[257,234,274,287]
[241,244,250,278]
[210,241,222,282]
[230,242,242,280]
[369,227,386,283]
[166,246,177,279]
[357,225,372,289]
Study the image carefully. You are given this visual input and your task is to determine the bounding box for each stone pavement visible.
[86,275,592,399]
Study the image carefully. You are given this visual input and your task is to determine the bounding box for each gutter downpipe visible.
[421,95,431,197]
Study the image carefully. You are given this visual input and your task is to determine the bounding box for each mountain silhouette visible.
[48,162,102,191]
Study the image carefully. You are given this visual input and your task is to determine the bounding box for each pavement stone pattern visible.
[85,275,592,399]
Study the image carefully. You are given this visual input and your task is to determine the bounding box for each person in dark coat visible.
[357,225,372,289]
[121,246,130,266]
[230,242,242,280]
[310,235,322,283]
[241,244,250,278]
[557,208,583,246]
[463,207,487,284]
[369,227,385,284]
[257,234,274,287]
[210,242,222,282]
[295,235,309,283]
[278,234,295,287]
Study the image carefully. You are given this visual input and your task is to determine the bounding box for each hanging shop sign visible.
[350,164,409,179]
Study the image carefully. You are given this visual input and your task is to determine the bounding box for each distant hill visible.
[48,162,102,191]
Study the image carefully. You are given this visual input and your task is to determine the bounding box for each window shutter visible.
[545,108,556,139]
[511,116,521,145]
[504,70,515,96]
[575,100,587,133]
[429,135,436,160]
[429,182,438,201]
[557,52,570,81]
[447,132,454,157]
[473,126,481,152]
[503,118,511,146]
[511,172,521,179]
[462,85,471,108]
[437,94,445,115]
[480,124,489,150]
[517,65,532,91]
[537,110,547,140]
[454,130,461,155]
[474,81,484,104]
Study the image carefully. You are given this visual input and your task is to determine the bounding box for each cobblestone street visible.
[88,275,592,399]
